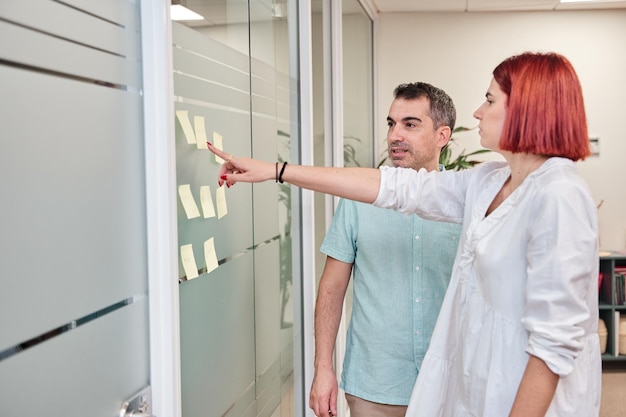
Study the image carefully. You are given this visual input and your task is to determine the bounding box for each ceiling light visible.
[560,0,622,3]
[171,4,204,21]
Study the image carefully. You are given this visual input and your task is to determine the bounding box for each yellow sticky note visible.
[175,110,196,144]
[178,184,200,219]
[180,244,199,280]
[194,116,208,150]
[216,185,228,219]
[199,186,216,219]
[213,131,225,163]
[204,238,219,274]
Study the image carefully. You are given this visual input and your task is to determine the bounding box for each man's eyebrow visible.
[387,116,422,123]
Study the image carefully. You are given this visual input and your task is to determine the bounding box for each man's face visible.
[386,97,448,171]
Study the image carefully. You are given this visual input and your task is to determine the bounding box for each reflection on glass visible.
[173,1,297,416]
[342,0,374,167]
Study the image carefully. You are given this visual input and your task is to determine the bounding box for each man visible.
[308,82,462,417]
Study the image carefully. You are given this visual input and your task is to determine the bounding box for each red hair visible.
[494,52,590,161]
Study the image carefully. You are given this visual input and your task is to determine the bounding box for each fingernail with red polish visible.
[220,175,228,180]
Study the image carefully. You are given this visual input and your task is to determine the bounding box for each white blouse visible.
[374,157,601,416]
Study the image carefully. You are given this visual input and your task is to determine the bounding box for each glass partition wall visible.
[342,0,374,168]
[310,0,374,275]
[310,0,374,416]
[172,1,298,416]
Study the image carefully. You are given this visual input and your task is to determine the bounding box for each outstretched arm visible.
[207,142,381,204]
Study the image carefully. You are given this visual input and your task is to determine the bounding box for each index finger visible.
[206,142,229,161]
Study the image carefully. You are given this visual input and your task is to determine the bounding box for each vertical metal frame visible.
[296,0,317,415]
[140,1,182,416]
[324,1,377,415]
[326,1,348,414]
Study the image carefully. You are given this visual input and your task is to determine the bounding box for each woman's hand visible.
[206,142,275,187]
[207,141,380,203]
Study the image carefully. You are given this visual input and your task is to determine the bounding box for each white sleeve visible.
[373,165,469,223]
[522,178,598,376]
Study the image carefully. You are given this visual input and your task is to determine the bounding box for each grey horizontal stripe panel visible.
[0,295,145,362]
[179,234,282,283]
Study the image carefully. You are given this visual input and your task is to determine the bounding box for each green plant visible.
[439,126,491,171]
[344,135,362,167]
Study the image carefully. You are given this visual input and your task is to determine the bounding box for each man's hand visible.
[309,367,339,417]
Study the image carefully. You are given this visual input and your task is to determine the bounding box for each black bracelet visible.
[275,162,279,183]
[278,161,288,183]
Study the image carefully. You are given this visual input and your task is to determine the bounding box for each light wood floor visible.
[277,370,625,416]
[601,369,626,417]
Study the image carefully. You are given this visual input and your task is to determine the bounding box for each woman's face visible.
[473,77,507,152]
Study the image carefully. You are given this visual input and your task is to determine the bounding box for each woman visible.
[208,52,601,416]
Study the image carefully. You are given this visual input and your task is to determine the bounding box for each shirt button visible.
[415,235,420,240]
[414,298,420,303]
[415,330,420,335]
[415,266,420,271]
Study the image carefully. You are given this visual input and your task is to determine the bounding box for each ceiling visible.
[178,0,626,28]
[369,0,626,13]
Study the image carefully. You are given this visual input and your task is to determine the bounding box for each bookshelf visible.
[599,251,626,363]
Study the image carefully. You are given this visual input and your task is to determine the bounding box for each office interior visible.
[0,0,625,416]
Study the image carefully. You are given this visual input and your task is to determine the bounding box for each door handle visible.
[119,386,155,417]
[119,399,155,417]
[124,412,154,417]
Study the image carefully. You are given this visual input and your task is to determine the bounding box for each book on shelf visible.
[614,311,621,357]
[600,272,613,304]
[614,272,626,305]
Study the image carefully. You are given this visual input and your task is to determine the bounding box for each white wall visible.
[376,10,626,250]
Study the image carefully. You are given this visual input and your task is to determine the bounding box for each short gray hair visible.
[393,82,456,131]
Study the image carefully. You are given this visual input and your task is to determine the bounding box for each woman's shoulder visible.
[464,160,509,183]
[530,157,596,208]
[533,157,586,188]
[475,160,508,173]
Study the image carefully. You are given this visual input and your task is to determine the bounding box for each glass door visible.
[171,1,300,416]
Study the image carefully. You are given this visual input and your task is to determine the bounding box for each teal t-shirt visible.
[320,198,461,405]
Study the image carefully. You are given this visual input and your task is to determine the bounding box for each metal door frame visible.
[140,1,181,416]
